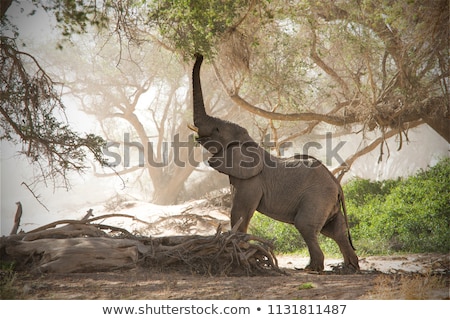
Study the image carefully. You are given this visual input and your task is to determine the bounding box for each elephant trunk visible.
[192,54,209,127]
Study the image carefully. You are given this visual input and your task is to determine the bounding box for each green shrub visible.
[344,177,400,207]
[346,158,450,254]
[249,212,305,253]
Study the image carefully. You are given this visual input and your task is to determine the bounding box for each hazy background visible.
[1,2,448,235]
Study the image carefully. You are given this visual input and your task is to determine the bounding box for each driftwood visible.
[9,202,22,235]
[1,212,283,276]
[146,224,282,276]
[5,237,140,273]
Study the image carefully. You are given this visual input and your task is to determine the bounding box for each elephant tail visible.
[339,189,356,251]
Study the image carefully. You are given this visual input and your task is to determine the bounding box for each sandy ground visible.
[6,253,449,300]
[2,200,448,300]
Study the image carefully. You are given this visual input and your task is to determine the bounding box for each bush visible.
[249,213,344,255]
[249,212,305,253]
[346,158,450,254]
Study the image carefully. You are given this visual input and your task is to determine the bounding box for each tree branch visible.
[332,120,424,177]
[10,202,22,235]
[212,60,359,125]
[309,28,349,95]
[229,93,356,125]
[21,182,50,212]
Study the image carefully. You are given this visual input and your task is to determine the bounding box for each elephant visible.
[189,54,359,272]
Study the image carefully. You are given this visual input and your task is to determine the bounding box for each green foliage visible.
[346,158,450,254]
[249,213,343,255]
[50,0,109,37]
[343,178,400,207]
[298,282,314,290]
[147,0,269,58]
[249,212,305,253]
[0,1,110,47]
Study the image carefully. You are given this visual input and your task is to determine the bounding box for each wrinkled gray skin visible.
[191,54,359,272]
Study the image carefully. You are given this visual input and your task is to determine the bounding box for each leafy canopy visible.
[147,0,270,58]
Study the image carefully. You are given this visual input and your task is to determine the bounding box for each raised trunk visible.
[192,54,209,126]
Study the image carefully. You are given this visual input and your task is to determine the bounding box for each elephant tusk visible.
[187,123,199,132]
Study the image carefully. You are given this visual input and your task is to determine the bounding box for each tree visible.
[147,0,449,176]
[3,0,446,205]
[1,1,106,192]
[60,39,202,204]
[45,32,234,205]
[0,0,233,205]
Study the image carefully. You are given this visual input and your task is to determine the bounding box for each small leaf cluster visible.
[36,0,110,38]
[147,0,261,58]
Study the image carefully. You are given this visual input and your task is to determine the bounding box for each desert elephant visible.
[189,54,359,272]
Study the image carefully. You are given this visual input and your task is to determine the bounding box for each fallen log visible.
[5,237,140,273]
[1,216,283,276]
[21,223,106,241]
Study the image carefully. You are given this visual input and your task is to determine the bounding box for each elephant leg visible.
[321,213,360,271]
[294,218,325,272]
[230,183,262,233]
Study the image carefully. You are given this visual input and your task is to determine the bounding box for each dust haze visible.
[1,3,448,236]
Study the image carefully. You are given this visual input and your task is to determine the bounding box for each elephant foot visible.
[304,262,324,272]
[295,261,359,274]
[330,263,360,274]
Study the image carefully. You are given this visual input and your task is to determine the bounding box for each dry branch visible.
[147,224,282,276]
[1,214,283,276]
[332,119,423,177]
[9,202,22,235]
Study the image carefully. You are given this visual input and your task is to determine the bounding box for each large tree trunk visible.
[6,237,140,273]
[423,116,450,143]
[0,0,13,19]
[152,175,187,205]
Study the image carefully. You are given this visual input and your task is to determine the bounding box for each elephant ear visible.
[209,141,264,179]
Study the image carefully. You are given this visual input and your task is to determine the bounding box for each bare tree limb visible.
[332,120,424,177]
[21,182,49,212]
[229,93,357,125]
